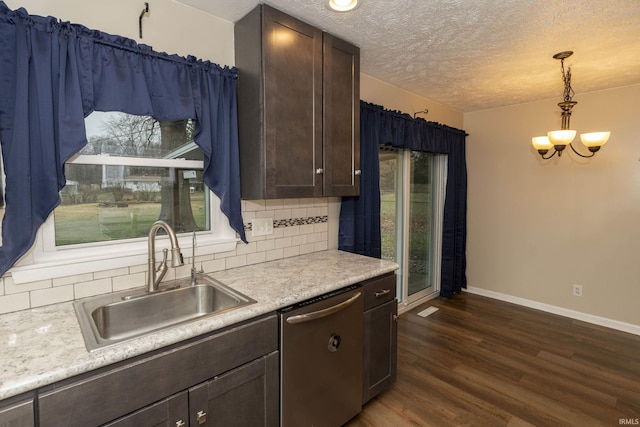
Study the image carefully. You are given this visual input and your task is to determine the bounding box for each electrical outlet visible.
[572,284,583,297]
[251,217,273,237]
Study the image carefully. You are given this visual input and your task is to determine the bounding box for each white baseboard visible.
[465,286,640,337]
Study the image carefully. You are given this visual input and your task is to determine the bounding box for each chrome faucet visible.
[147,220,184,293]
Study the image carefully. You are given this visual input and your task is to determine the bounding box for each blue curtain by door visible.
[338,103,382,258]
[0,3,246,276]
[339,101,467,297]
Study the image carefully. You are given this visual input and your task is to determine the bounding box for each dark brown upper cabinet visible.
[235,4,360,199]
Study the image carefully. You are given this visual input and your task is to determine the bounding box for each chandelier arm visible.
[541,149,558,160]
[568,143,596,158]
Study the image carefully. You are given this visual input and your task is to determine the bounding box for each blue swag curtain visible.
[0,3,246,277]
[339,101,467,297]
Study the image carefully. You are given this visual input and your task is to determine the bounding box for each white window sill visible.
[10,235,238,284]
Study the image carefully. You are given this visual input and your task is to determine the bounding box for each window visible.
[56,112,209,246]
[10,112,237,283]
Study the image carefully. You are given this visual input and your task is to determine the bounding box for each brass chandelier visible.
[531,51,610,159]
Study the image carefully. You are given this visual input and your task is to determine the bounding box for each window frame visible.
[10,153,238,285]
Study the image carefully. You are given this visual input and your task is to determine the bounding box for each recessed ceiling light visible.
[326,0,360,12]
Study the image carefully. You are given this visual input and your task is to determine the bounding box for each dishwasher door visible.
[280,286,363,427]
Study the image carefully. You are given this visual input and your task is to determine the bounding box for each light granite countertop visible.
[0,250,398,401]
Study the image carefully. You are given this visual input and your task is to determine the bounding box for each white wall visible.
[465,84,640,327]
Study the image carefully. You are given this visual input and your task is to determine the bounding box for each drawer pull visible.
[375,289,391,297]
[176,421,186,427]
[197,410,207,424]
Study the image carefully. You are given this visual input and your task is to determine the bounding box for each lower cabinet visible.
[189,352,279,427]
[361,273,398,404]
[37,314,278,427]
[104,392,188,427]
[106,352,279,427]
[0,394,34,427]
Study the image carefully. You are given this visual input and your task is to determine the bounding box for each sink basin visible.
[73,275,256,351]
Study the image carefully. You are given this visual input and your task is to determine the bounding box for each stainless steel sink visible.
[73,275,256,351]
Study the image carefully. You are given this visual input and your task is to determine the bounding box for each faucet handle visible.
[156,248,169,272]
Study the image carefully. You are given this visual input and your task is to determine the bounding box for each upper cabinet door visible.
[235,5,360,200]
[323,33,360,197]
[263,7,323,199]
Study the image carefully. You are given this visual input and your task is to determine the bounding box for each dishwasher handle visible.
[285,292,361,324]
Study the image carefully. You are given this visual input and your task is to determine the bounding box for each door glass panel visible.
[379,147,400,264]
[407,152,434,296]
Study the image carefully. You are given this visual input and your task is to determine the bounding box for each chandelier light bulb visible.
[580,131,611,148]
[547,129,576,146]
[531,136,552,150]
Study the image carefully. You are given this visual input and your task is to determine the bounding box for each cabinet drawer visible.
[38,314,277,427]
[0,394,34,427]
[362,273,396,311]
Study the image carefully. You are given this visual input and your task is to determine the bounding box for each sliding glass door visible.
[380,146,445,306]
[407,151,435,297]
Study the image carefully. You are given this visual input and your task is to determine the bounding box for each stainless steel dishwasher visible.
[279,284,363,426]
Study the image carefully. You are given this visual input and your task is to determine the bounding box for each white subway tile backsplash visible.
[236,241,257,255]
[202,258,226,273]
[265,248,284,261]
[129,264,147,274]
[0,293,30,314]
[282,198,300,208]
[31,285,74,308]
[265,199,284,209]
[74,278,112,299]
[313,223,328,233]
[53,273,94,287]
[274,209,291,220]
[275,237,292,249]
[283,225,300,237]
[225,254,247,269]
[291,235,308,246]
[290,208,307,219]
[244,200,266,211]
[299,224,315,235]
[246,252,266,265]
[113,272,146,292]
[256,239,276,252]
[1,196,333,310]
[215,250,237,260]
[94,267,129,280]
[313,241,328,252]
[299,243,315,255]
[4,277,51,294]
[283,246,300,258]
[255,210,275,219]
[299,199,318,208]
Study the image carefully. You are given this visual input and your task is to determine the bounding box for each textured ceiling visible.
[175,0,640,113]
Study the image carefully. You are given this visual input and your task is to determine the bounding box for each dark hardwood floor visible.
[347,292,640,427]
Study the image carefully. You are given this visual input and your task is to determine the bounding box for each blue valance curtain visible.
[339,101,467,297]
[0,2,246,277]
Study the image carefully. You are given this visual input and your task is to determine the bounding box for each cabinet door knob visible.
[354,169,362,176]
[197,410,208,424]
[176,421,186,427]
[316,168,324,175]
[393,314,399,322]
